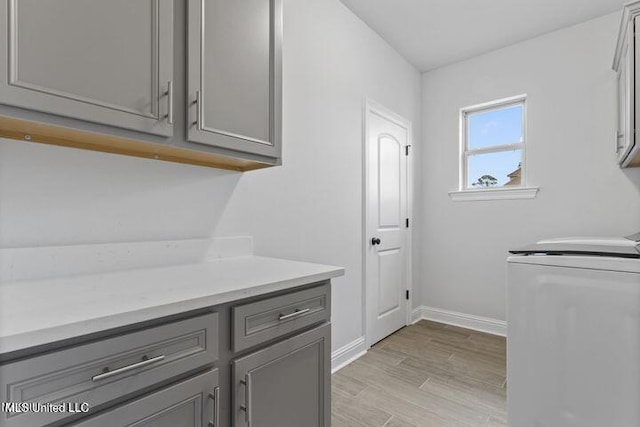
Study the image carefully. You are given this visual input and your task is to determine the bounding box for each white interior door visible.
[365,101,410,346]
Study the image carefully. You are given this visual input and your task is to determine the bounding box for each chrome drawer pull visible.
[240,373,252,426]
[164,80,174,125]
[194,90,203,130]
[616,130,624,153]
[91,355,166,382]
[278,308,310,321]
[208,386,220,427]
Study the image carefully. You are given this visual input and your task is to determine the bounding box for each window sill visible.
[448,187,539,201]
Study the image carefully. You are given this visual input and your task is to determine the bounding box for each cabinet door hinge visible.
[406,290,410,300]
[405,145,411,156]
[406,218,409,228]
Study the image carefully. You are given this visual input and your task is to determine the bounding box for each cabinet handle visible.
[240,373,252,426]
[164,81,174,125]
[91,355,165,382]
[616,131,624,153]
[208,386,220,427]
[194,90,203,130]
[278,308,310,321]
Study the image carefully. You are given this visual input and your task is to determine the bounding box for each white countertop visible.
[0,255,344,355]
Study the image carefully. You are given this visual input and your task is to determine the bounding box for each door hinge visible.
[405,218,409,228]
[405,145,411,156]
[406,290,410,300]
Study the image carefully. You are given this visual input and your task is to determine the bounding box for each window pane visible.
[468,104,523,149]
[467,150,523,188]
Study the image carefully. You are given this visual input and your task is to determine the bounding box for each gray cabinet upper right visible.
[614,1,640,168]
[186,0,282,161]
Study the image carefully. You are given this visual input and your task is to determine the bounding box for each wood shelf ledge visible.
[0,115,274,172]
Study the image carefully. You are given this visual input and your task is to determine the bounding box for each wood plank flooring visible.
[331,320,506,427]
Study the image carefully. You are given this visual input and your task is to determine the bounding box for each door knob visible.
[371,237,381,245]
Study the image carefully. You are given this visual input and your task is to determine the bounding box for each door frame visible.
[362,98,413,348]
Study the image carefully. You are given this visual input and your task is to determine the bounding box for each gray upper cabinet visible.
[0,0,174,136]
[232,324,331,427]
[614,1,640,168]
[187,0,282,160]
[0,0,282,169]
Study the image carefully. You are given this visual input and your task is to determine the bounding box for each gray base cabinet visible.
[231,284,330,352]
[0,313,218,427]
[232,324,331,427]
[72,370,220,427]
[0,282,331,427]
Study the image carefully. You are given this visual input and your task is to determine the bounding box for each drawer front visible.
[0,313,218,427]
[71,369,219,427]
[232,283,330,352]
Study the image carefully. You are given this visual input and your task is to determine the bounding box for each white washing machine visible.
[507,234,640,427]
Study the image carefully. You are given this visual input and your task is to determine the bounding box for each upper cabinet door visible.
[187,0,282,159]
[0,0,174,136]
[616,19,636,164]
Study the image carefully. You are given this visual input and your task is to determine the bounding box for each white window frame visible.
[450,94,538,201]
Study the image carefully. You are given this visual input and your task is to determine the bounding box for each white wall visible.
[0,142,242,246]
[213,0,422,351]
[420,12,640,322]
[0,0,421,354]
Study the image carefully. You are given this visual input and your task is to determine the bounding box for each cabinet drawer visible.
[0,313,218,427]
[71,369,219,427]
[232,283,330,352]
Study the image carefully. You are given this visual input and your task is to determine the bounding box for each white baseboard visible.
[331,336,367,373]
[412,306,506,337]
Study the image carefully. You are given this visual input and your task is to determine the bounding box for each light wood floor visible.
[331,320,506,427]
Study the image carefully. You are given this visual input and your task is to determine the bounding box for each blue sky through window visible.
[467,150,522,187]
[466,103,523,188]
[468,105,523,149]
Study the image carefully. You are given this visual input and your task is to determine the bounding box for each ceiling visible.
[339,0,626,71]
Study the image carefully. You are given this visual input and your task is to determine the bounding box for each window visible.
[451,95,537,201]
